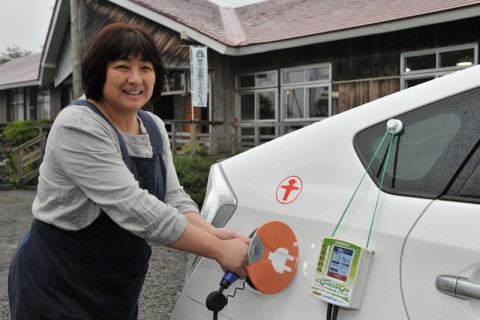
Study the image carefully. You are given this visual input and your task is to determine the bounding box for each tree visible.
[0,45,32,65]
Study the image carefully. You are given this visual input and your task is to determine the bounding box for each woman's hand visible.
[212,227,249,240]
[168,222,250,279]
[215,237,250,279]
[185,212,250,241]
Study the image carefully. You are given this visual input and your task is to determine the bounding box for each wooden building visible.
[1,0,479,151]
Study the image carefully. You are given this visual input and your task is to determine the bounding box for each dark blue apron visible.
[9,100,166,319]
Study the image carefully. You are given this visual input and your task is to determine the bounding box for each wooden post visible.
[17,150,23,182]
[171,123,177,153]
[231,123,238,154]
[70,0,82,99]
[254,126,260,147]
[189,123,196,156]
[210,124,217,155]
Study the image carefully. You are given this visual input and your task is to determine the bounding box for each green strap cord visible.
[331,119,401,248]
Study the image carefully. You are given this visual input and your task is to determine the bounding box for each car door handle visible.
[436,275,480,300]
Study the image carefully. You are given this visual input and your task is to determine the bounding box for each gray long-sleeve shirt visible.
[33,102,198,246]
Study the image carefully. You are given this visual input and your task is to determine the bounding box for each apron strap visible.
[137,110,163,156]
[68,99,131,158]
[70,100,164,157]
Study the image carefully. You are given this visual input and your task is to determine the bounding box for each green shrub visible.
[181,143,206,155]
[173,155,218,208]
[2,121,37,146]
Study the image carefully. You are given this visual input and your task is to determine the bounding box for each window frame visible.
[400,43,478,89]
[236,70,279,122]
[163,69,187,95]
[7,88,26,121]
[444,142,480,204]
[237,89,278,122]
[354,87,480,200]
[280,63,332,121]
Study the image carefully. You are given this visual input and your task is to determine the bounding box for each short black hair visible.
[82,22,165,103]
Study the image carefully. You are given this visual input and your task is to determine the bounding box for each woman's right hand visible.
[168,223,250,279]
[215,237,250,279]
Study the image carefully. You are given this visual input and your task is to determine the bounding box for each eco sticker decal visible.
[276,176,303,204]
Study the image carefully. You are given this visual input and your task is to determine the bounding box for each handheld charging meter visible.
[309,119,402,313]
[311,238,373,309]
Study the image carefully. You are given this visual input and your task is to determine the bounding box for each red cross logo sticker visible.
[276,176,302,204]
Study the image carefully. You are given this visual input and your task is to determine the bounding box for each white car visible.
[172,65,480,320]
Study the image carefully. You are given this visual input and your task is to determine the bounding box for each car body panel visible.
[402,201,480,319]
[172,65,480,319]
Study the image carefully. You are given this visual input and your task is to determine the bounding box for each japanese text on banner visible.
[190,47,208,107]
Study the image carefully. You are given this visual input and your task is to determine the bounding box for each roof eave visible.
[39,0,70,86]
[108,0,234,55]
[0,80,39,91]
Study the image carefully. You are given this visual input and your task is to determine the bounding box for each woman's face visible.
[101,56,156,113]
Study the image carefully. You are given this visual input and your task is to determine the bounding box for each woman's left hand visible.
[185,212,249,241]
[212,228,249,240]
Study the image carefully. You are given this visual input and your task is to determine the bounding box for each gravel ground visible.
[0,189,189,320]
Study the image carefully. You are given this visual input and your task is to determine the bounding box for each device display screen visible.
[327,246,354,282]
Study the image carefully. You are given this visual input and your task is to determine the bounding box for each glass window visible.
[8,88,25,121]
[238,71,277,89]
[354,87,480,199]
[164,70,186,94]
[401,44,478,89]
[308,66,330,81]
[239,93,255,120]
[282,64,331,120]
[446,144,480,203]
[308,86,329,118]
[282,65,330,85]
[237,71,278,123]
[27,87,36,121]
[439,49,475,68]
[256,73,276,87]
[404,54,436,72]
[284,88,304,119]
[258,91,275,120]
[283,69,304,84]
[37,87,51,120]
[239,90,276,121]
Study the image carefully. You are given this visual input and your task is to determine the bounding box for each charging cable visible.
[206,271,244,320]
[321,119,402,320]
[326,303,339,320]
[205,221,299,319]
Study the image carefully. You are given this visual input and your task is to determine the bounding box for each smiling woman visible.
[8,22,250,320]
[92,57,156,133]
[81,24,163,134]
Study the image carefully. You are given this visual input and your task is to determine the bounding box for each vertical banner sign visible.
[190,46,208,108]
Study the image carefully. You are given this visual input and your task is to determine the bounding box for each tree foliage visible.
[0,45,32,65]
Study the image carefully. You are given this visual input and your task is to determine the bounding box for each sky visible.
[0,0,56,54]
[0,0,264,55]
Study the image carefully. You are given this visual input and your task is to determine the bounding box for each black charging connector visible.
[206,287,228,313]
[206,271,240,319]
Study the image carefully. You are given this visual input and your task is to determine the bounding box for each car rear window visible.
[354,87,480,199]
